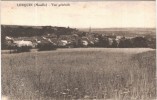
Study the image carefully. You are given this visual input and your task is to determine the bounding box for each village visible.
[1,25,156,53]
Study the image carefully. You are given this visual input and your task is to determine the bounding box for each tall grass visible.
[2,48,156,100]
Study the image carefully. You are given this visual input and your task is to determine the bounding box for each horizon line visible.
[1,24,156,29]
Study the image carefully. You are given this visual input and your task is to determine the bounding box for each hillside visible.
[2,25,156,37]
[2,48,156,99]
[1,25,78,37]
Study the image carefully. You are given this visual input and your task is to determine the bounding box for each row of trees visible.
[72,34,156,48]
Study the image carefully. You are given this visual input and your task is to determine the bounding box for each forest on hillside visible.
[1,25,78,37]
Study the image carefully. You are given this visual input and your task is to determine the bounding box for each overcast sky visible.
[1,1,156,28]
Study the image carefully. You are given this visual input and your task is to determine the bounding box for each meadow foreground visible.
[2,48,156,100]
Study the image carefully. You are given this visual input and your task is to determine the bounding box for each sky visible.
[1,1,156,28]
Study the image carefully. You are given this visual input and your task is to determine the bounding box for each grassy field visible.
[2,48,156,100]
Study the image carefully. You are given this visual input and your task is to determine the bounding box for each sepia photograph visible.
[1,1,156,100]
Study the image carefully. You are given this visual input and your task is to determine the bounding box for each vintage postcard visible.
[1,0,156,100]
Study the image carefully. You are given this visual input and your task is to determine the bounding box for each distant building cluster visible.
[1,25,156,53]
